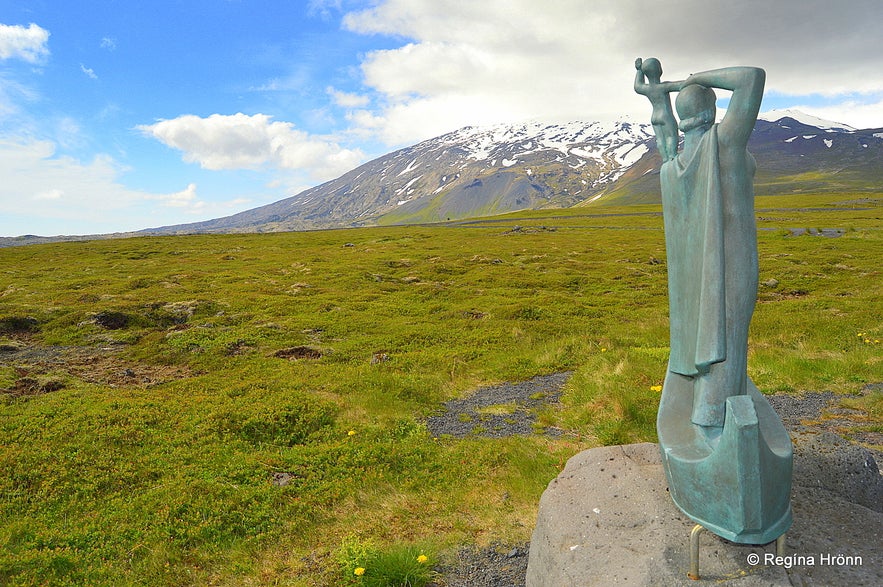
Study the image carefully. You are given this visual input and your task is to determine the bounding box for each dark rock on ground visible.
[93,310,131,330]
[274,346,323,360]
[432,543,530,587]
[0,316,39,333]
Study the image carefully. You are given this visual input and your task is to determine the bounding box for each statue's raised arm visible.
[683,67,765,148]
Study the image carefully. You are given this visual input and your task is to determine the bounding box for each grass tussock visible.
[0,192,880,585]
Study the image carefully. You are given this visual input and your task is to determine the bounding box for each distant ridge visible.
[139,119,656,235]
[593,111,883,204]
[2,111,881,246]
[758,109,856,132]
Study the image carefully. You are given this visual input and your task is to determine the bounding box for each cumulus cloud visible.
[339,0,883,143]
[138,112,365,180]
[0,22,50,63]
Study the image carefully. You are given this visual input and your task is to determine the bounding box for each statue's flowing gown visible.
[660,124,759,427]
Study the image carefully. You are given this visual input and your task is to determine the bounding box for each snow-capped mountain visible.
[139,111,881,236]
[602,110,882,203]
[758,109,856,132]
[3,111,878,248]
[143,119,655,234]
[747,111,882,193]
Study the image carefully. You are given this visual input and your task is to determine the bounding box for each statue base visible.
[525,438,883,586]
[657,370,793,544]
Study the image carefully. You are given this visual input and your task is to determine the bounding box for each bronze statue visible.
[635,59,792,546]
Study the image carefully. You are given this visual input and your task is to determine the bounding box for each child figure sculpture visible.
[633,57,682,161]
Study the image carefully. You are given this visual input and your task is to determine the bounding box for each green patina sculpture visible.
[635,59,793,544]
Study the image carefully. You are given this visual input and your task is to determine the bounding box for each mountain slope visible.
[750,115,883,194]
[125,113,883,235]
[3,112,879,248]
[142,120,655,234]
[600,114,883,204]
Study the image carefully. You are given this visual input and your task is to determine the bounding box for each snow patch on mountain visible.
[758,109,855,132]
[439,119,652,164]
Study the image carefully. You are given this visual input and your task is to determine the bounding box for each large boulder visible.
[526,440,882,586]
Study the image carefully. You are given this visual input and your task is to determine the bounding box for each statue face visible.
[676,84,717,120]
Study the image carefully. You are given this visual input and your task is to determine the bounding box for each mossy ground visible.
[0,193,880,585]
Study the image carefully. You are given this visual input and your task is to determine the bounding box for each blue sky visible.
[1,0,882,237]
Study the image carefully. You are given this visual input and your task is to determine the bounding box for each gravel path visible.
[424,373,571,586]
[431,543,530,587]
[425,372,571,439]
[427,377,882,587]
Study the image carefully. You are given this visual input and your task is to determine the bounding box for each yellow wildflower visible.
[354,567,365,576]
[650,385,663,392]
[417,554,428,564]
[600,347,607,352]
[347,430,356,436]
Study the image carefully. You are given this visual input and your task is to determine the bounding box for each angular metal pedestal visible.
[658,368,793,545]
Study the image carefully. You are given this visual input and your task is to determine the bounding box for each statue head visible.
[676,84,716,132]
[641,58,663,80]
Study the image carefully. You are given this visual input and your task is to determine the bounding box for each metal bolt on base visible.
[687,524,787,580]
[688,525,706,580]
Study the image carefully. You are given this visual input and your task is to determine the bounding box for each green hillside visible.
[1,194,880,585]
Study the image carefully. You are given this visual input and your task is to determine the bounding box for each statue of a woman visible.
[636,60,792,546]
[638,62,766,428]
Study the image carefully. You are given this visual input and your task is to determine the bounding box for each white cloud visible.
[100,37,116,51]
[137,112,365,180]
[34,188,64,201]
[248,73,309,93]
[80,64,97,79]
[790,99,883,130]
[0,137,231,236]
[327,86,370,108]
[339,1,649,143]
[338,0,883,144]
[0,23,50,63]
[148,183,202,209]
[308,0,343,20]
[0,73,39,121]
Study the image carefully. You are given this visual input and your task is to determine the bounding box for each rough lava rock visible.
[525,440,882,586]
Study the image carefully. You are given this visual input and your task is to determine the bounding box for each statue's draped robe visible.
[660,125,726,377]
[660,124,759,427]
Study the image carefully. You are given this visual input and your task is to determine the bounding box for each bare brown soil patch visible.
[274,346,323,360]
[1,335,194,398]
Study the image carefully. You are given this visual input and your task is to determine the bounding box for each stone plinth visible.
[526,440,882,586]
